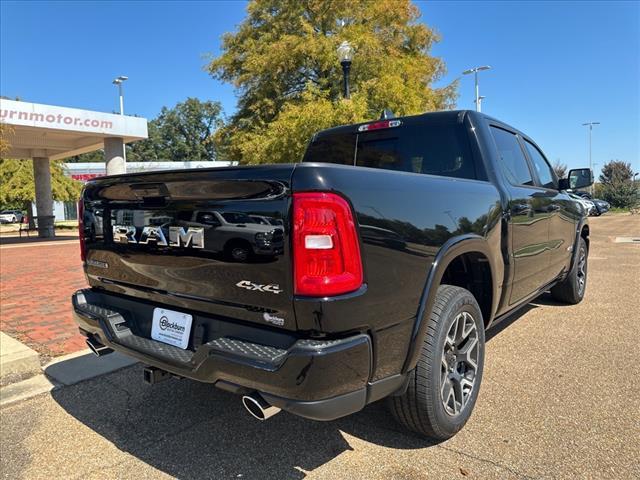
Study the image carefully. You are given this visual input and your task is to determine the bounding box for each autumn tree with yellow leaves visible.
[208,0,456,164]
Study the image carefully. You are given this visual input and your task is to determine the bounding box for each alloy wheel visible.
[441,311,479,416]
[576,247,587,295]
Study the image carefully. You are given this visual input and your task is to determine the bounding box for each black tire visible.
[388,285,485,440]
[550,236,588,304]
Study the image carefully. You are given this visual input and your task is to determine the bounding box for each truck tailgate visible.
[81,165,297,331]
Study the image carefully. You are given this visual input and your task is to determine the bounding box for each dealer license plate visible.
[151,308,193,350]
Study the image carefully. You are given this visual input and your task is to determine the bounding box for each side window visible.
[303,132,356,165]
[196,212,221,226]
[524,140,556,189]
[490,127,533,186]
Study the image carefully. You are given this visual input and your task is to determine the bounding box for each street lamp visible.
[112,75,128,115]
[582,121,600,195]
[337,41,354,99]
[462,66,491,112]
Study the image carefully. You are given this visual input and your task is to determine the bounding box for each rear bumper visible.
[72,289,403,420]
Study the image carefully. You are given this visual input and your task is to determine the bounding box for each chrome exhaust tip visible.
[242,393,281,421]
[86,337,113,357]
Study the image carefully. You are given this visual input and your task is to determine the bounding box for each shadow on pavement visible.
[528,292,573,308]
[44,351,136,387]
[51,364,437,479]
[50,297,545,479]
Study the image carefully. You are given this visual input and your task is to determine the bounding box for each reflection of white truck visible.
[184,211,284,261]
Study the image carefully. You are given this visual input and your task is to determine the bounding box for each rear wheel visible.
[225,240,252,262]
[551,237,588,304]
[388,285,485,440]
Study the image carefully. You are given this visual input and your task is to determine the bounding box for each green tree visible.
[0,159,82,210]
[128,98,224,162]
[0,123,12,158]
[208,0,456,165]
[598,160,638,208]
[66,149,104,163]
[70,98,224,163]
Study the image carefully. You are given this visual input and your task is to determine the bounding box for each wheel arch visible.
[569,219,590,271]
[580,223,590,248]
[401,234,498,373]
[223,237,253,251]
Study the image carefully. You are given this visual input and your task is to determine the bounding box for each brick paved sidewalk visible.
[0,241,88,356]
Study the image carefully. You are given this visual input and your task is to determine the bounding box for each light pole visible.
[337,41,354,99]
[112,75,129,165]
[582,121,600,194]
[478,95,486,112]
[112,75,128,115]
[462,66,491,112]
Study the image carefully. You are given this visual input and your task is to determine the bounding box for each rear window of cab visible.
[303,122,484,181]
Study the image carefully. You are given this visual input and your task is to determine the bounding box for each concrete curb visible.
[0,349,138,408]
[0,374,56,407]
[0,332,41,385]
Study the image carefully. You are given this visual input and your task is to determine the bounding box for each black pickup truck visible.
[73,110,593,439]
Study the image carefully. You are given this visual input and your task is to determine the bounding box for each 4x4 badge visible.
[236,280,282,294]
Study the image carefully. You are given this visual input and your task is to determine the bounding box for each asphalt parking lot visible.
[1,214,638,479]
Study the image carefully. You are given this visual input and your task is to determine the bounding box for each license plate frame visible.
[151,307,193,350]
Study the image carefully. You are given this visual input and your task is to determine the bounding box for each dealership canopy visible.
[1,99,147,160]
[0,99,148,237]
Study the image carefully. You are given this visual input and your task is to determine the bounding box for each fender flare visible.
[569,218,589,272]
[401,234,498,373]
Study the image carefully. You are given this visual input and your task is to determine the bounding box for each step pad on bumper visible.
[208,338,286,365]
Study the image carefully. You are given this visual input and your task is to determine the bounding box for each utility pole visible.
[112,76,129,165]
[112,75,128,115]
[582,122,600,195]
[463,66,491,112]
[478,95,486,112]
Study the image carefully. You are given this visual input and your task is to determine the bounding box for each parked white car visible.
[0,210,24,224]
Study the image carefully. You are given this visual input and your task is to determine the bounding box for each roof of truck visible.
[312,109,526,143]
[313,109,477,138]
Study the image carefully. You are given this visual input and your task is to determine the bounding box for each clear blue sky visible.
[1,0,638,172]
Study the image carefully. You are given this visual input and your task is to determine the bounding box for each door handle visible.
[548,204,561,212]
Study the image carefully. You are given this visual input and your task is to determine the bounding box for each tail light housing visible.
[293,192,363,296]
[78,199,86,262]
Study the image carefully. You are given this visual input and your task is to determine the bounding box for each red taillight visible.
[357,119,401,132]
[293,192,363,296]
[78,199,86,262]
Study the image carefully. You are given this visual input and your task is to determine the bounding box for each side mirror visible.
[559,168,593,190]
